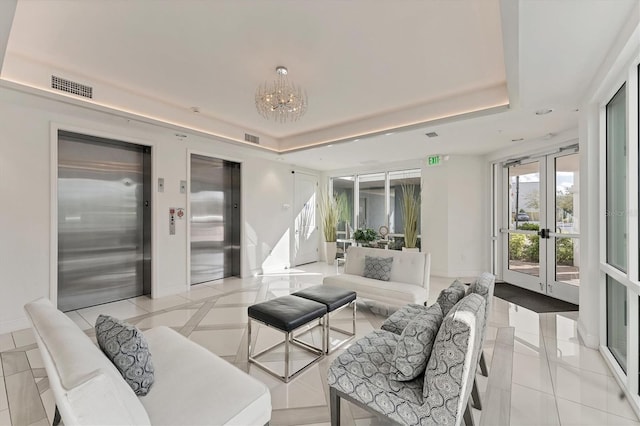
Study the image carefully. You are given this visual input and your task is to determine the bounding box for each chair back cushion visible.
[423,293,486,426]
[24,298,150,425]
[467,272,496,327]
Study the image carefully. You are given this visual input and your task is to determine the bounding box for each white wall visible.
[422,155,488,278]
[0,85,315,333]
[324,155,489,278]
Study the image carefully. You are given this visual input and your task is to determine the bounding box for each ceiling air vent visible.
[244,133,260,144]
[51,75,93,99]
[425,132,439,138]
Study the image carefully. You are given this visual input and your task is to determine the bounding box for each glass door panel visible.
[504,160,544,292]
[607,276,627,372]
[546,152,580,303]
[332,176,355,239]
[357,173,386,231]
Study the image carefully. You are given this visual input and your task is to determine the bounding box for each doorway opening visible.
[498,147,580,304]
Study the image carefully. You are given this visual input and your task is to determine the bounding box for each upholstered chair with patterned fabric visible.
[466,272,496,378]
[328,293,486,426]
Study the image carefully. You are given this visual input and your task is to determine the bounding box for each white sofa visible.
[323,246,431,307]
[24,298,271,426]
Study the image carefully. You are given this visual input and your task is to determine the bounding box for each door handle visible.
[537,228,551,239]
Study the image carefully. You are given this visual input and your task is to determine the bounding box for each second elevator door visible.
[190,155,240,284]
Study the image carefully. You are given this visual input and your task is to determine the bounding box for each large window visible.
[358,173,386,231]
[333,176,354,238]
[389,170,421,234]
[330,169,421,248]
[607,276,627,372]
[606,84,627,272]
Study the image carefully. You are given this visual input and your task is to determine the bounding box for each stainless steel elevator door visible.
[190,155,240,285]
[58,131,151,312]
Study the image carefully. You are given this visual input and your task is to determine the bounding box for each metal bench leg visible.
[479,351,489,377]
[330,387,341,426]
[53,406,61,426]
[471,378,482,410]
[464,400,475,426]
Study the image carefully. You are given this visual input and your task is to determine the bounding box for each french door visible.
[501,149,580,304]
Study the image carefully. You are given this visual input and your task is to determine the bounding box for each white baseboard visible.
[0,316,30,335]
[577,318,599,349]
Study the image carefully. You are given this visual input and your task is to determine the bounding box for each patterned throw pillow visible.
[390,303,443,381]
[95,315,155,396]
[436,279,467,316]
[363,255,393,281]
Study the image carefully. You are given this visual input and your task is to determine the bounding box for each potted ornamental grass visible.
[401,183,420,251]
[318,190,341,264]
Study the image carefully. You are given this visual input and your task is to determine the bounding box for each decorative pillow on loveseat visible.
[95,314,155,396]
[363,255,394,281]
[436,279,467,316]
[390,302,443,381]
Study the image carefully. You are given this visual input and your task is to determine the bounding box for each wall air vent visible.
[244,133,260,144]
[51,76,93,99]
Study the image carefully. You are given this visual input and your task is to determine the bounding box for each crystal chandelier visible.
[255,66,307,123]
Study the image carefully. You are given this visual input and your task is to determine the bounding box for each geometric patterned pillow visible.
[436,280,467,316]
[363,255,393,281]
[390,303,443,381]
[95,315,155,396]
[381,303,428,335]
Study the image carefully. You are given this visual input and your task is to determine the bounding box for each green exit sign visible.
[427,155,441,166]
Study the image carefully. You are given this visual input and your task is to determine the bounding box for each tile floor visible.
[0,262,638,425]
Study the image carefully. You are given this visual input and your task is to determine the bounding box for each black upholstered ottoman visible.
[292,285,357,354]
[248,295,327,382]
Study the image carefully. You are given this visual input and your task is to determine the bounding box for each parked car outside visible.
[516,212,530,221]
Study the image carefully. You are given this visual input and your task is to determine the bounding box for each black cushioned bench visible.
[248,295,327,382]
[292,285,356,354]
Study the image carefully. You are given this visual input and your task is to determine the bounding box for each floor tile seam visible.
[535,327,564,426]
[179,300,216,336]
[191,324,247,332]
[213,302,255,308]
[127,299,205,315]
[5,369,47,426]
[546,358,614,378]
[554,394,640,422]
[510,379,556,398]
[0,343,38,354]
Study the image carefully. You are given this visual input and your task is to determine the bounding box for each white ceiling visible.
[0,0,637,171]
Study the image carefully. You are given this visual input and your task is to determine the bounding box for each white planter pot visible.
[402,247,419,252]
[325,242,337,265]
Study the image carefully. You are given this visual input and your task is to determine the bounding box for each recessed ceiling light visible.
[327,144,334,148]
[511,138,524,142]
[535,108,553,115]
[384,132,394,136]
[425,132,439,138]
[354,139,360,142]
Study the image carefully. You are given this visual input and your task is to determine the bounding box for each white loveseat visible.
[323,246,431,307]
[24,298,271,426]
